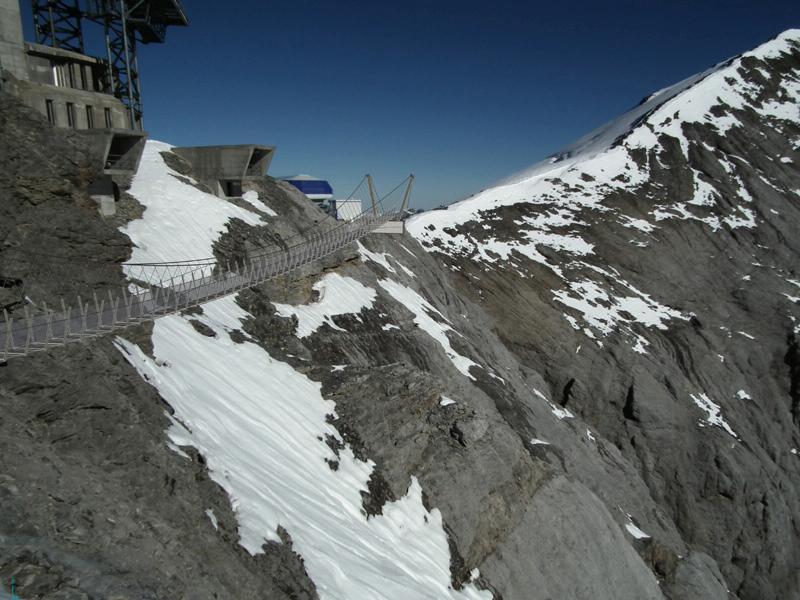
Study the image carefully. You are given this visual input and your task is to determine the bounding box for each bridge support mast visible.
[400,174,415,213]
[367,174,379,216]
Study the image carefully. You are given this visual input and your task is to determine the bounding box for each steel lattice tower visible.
[29,0,187,129]
[31,0,85,53]
[91,1,143,129]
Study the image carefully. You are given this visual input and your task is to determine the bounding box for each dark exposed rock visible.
[188,318,217,338]
[0,94,130,316]
[623,384,640,422]
[360,470,396,517]
[260,527,320,600]
[785,331,800,422]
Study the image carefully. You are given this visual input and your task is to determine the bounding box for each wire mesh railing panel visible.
[1,210,401,361]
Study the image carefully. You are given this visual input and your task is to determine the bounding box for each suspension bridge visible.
[0,175,414,362]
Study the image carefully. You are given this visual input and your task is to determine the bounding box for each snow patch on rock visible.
[690,393,738,438]
[624,514,651,540]
[440,396,457,407]
[357,241,397,274]
[273,273,376,338]
[205,508,219,530]
[241,190,278,217]
[378,279,480,380]
[534,389,574,420]
[122,140,263,279]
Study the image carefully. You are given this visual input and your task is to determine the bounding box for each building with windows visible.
[5,40,131,130]
[0,0,186,178]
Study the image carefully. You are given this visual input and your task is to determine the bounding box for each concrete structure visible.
[4,43,132,130]
[173,145,276,198]
[0,0,146,187]
[280,175,334,202]
[87,175,119,216]
[82,128,147,173]
[27,0,188,129]
[0,0,27,82]
[1,1,131,129]
[371,221,404,234]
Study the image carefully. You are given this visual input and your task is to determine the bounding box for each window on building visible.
[45,99,56,125]
[94,65,108,92]
[104,107,113,128]
[85,105,94,129]
[79,65,88,90]
[67,64,76,88]
[66,102,76,128]
[53,64,65,87]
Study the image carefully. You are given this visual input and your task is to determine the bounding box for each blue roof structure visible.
[280,175,333,200]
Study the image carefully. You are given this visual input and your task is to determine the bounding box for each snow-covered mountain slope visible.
[408,28,799,354]
[101,142,670,599]
[403,28,800,599]
[116,296,490,600]
[114,143,492,600]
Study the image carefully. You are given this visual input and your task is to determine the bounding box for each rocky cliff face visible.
[1,29,798,600]
[406,29,800,599]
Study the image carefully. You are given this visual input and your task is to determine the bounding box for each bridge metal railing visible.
[1,210,400,361]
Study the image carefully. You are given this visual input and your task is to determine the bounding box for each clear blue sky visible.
[21,1,798,208]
